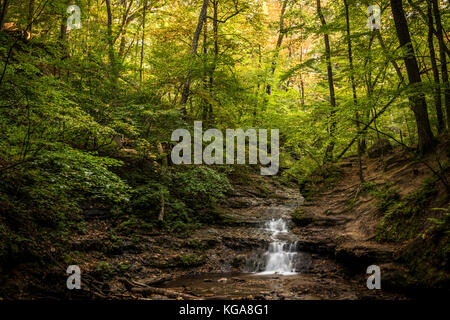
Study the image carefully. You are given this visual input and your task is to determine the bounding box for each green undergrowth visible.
[297,164,344,201]
[374,177,437,242]
[371,177,449,288]
[0,147,130,274]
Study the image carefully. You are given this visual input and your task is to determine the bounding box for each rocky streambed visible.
[43,172,409,300]
[150,175,407,300]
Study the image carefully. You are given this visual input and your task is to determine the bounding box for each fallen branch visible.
[131,286,201,300]
[336,88,402,161]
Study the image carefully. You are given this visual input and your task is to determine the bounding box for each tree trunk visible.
[266,0,288,95]
[390,0,434,154]
[0,0,9,29]
[208,0,219,123]
[180,0,209,117]
[344,0,363,182]
[157,143,167,222]
[140,0,147,86]
[427,1,444,133]
[299,46,305,107]
[105,0,118,86]
[317,0,337,163]
[202,17,210,122]
[118,0,133,58]
[28,0,34,33]
[431,0,450,130]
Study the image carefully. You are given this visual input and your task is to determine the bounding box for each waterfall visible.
[259,218,298,275]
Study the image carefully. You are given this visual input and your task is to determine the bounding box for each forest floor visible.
[3,145,449,300]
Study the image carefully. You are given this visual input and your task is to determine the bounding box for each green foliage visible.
[368,183,401,213]
[428,208,450,236]
[291,207,304,221]
[170,166,232,207]
[125,166,232,232]
[376,178,438,242]
[178,253,205,267]
[32,148,130,204]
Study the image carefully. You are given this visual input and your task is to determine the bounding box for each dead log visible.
[131,286,201,300]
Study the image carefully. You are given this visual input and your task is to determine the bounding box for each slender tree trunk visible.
[106,0,118,86]
[58,1,69,78]
[118,0,132,58]
[344,0,364,182]
[207,0,219,123]
[0,0,9,29]
[157,143,168,222]
[180,0,209,117]
[431,0,450,130]
[317,0,337,163]
[202,17,209,122]
[28,0,34,33]
[299,46,305,107]
[390,0,434,154]
[427,1,444,133]
[266,0,288,95]
[140,0,147,86]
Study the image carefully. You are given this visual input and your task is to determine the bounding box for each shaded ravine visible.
[155,179,406,300]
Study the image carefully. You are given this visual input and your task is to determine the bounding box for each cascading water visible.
[259,218,298,275]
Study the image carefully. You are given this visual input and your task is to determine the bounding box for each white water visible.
[259,218,298,275]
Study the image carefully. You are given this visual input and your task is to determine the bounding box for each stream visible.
[155,181,405,300]
[159,215,317,299]
[255,218,301,275]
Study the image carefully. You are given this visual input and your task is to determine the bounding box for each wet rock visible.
[292,252,313,272]
[334,242,394,272]
[273,232,298,242]
[152,295,170,300]
[226,198,256,208]
[291,211,315,227]
[222,236,266,249]
[217,278,228,283]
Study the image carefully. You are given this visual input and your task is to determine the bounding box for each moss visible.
[254,184,271,198]
[184,238,219,250]
[93,261,130,280]
[117,216,155,235]
[291,207,314,226]
[298,165,344,201]
[375,178,437,242]
[399,234,450,288]
[373,177,449,288]
[291,207,303,221]
[178,253,205,267]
